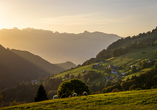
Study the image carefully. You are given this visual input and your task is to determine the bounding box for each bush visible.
[151,86,157,89]
[102,84,121,93]
[9,100,20,106]
[135,88,142,90]
[129,84,137,91]
[92,91,101,94]
[57,79,91,97]
[112,88,121,92]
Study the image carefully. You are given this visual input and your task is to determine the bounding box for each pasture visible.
[1,89,157,110]
[52,46,157,85]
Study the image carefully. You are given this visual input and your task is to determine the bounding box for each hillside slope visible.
[11,49,76,74]
[0,45,50,89]
[2,89,157,110]
[0,28,121,64]
[82,26,157,65]
[53,45,157,86]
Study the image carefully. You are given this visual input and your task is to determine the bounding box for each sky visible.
[0,0,157,37]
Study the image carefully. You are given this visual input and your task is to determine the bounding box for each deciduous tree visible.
[57,79,90,97]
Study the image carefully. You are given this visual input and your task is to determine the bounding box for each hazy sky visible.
[0,0,157,37]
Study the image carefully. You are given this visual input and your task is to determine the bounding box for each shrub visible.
[135,88,142,90]
[102,84,121,93]
[129,84,137,91]
[151,86,157,89]
[9,100,20,106]
[92,91,101,94]
[112,88,121,92]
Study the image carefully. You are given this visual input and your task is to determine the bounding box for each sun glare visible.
[0,10,5,29]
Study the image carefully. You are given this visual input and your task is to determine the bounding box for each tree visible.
[138,60,142,68]
[131,66,136,73]
[57,79,91,97]
[0,92,3,107]
[90,82,97,92]
[155,50,157,55]
[154,62,157,74]
[34,84,48,102]
[141,60,147,69]
[153,75,157,85]
[70,74,75,79]
[77,73,81,79]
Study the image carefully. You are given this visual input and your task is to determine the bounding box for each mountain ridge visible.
[11,49,76,74]
[0,45,50,89]
[0,28,121,64]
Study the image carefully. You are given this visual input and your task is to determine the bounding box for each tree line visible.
[102,62,157,93]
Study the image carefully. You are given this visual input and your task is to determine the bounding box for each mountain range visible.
[0,28,121,64]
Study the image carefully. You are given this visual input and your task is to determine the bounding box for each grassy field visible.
[53,46,157,85]
[1,89,157,110]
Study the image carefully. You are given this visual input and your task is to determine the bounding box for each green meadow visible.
[1,89,157,110]
[53,46,157,85]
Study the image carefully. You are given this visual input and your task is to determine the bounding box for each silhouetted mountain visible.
[0,28,121,64]
[0,45,50,90]
[11,49,76,74]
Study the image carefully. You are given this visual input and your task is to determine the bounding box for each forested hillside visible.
[0,45,50,90]
[83,26,157,65]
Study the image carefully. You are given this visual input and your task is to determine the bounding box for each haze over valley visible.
[0,28,121,64]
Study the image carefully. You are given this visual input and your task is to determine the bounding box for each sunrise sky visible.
[0,0,157,37]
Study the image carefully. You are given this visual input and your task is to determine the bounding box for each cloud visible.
[39,13,120,26]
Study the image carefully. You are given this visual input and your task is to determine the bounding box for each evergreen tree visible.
[34,84,48,102]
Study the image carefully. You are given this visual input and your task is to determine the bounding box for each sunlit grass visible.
[2,89,157,110]
[52,46,157,86]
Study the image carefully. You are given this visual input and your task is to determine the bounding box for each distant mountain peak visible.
[83,30,90,33]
